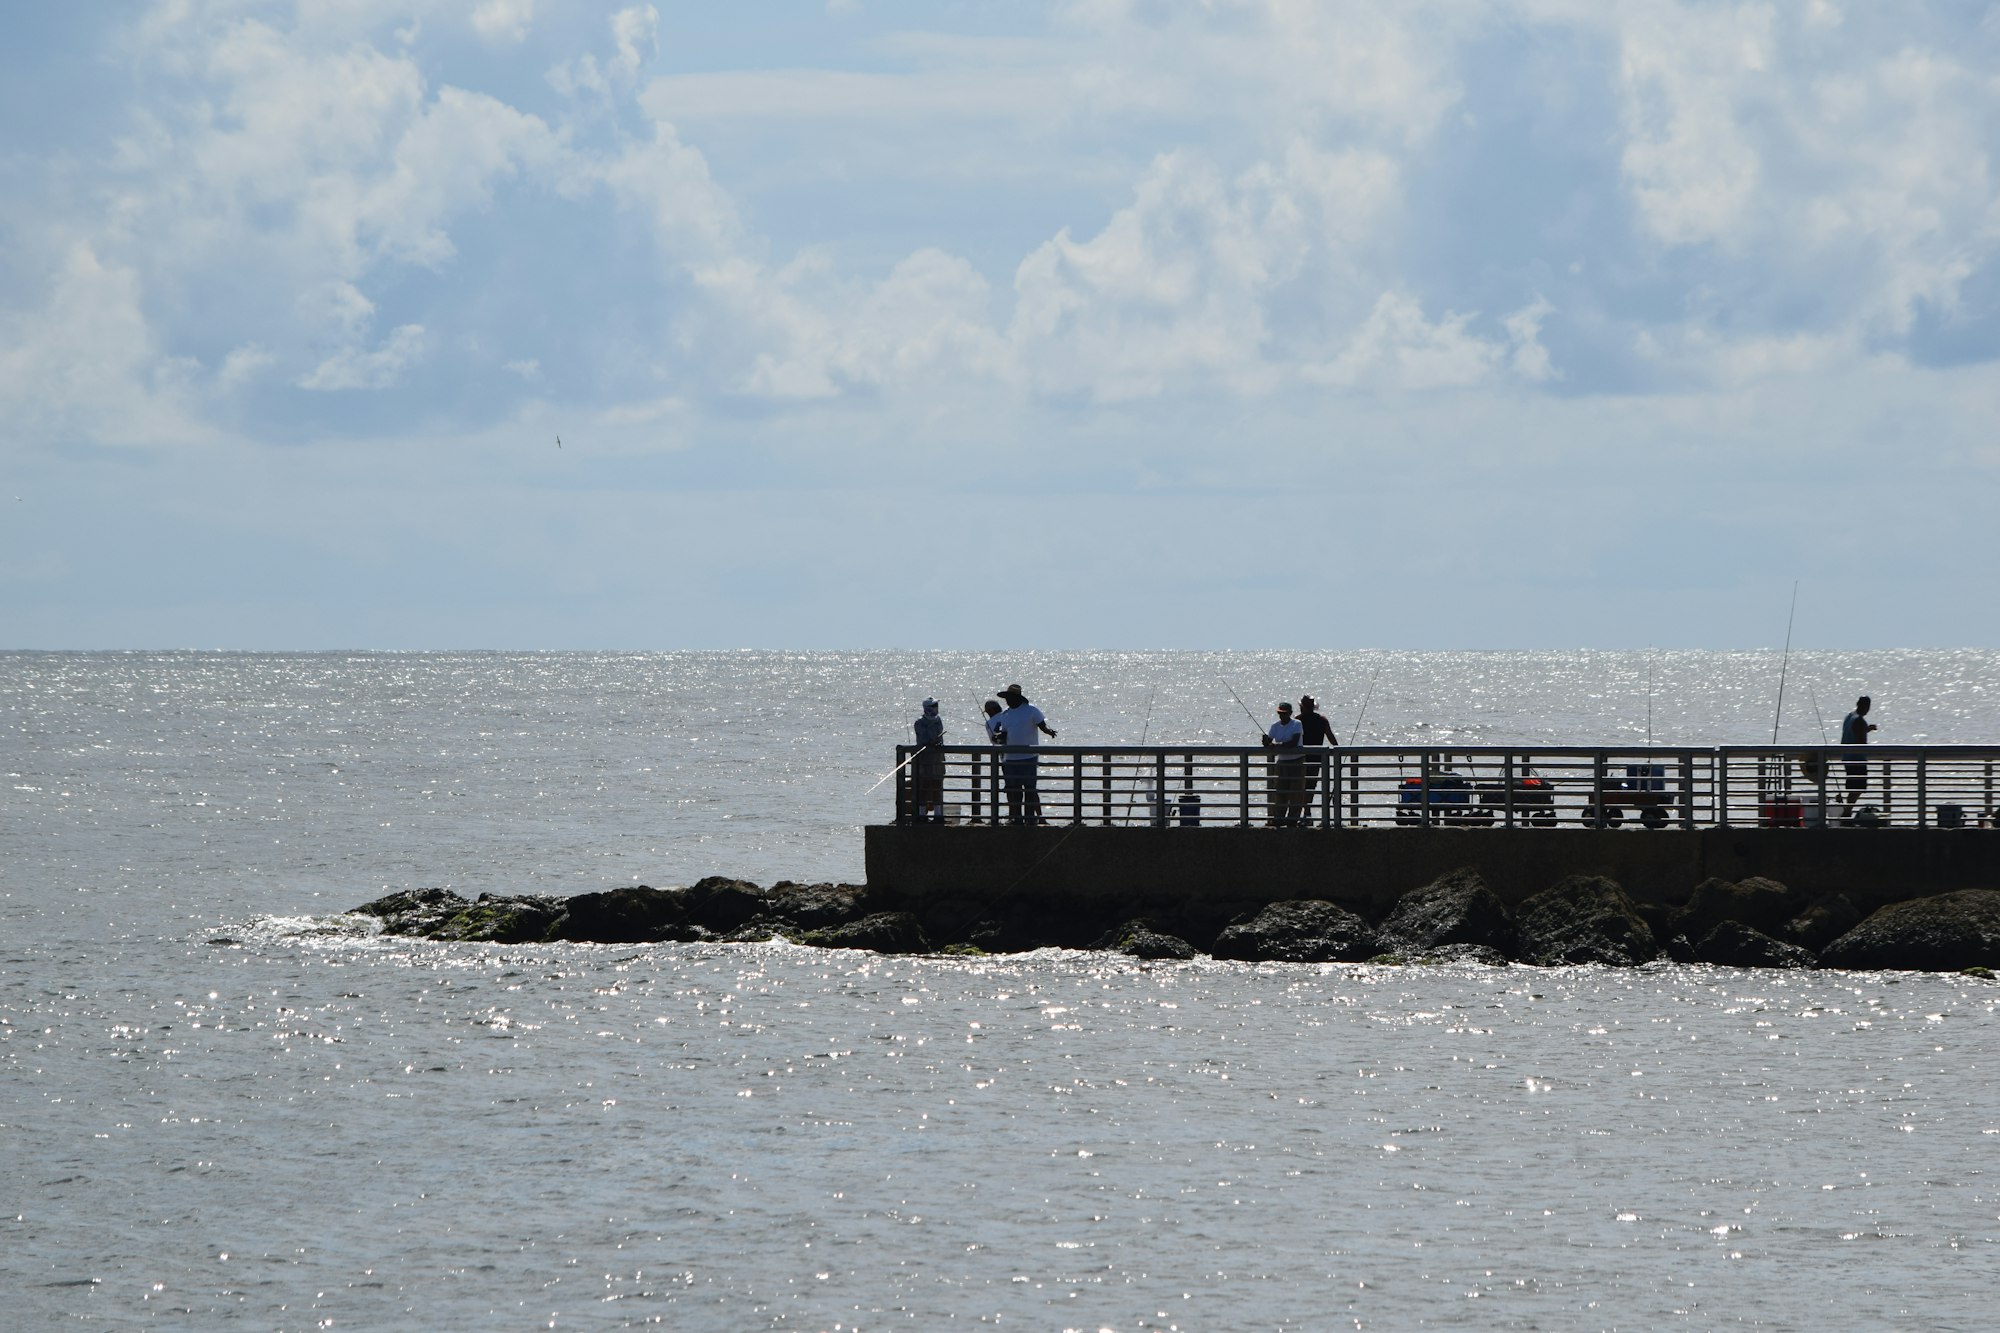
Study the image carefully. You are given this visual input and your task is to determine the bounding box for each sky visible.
[1,0,1997,650]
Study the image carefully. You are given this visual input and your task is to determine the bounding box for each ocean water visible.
[4,650,1998,1329]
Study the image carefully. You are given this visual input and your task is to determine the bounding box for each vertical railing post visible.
[1502,752,1516,828]
[1101,752,1112,826]
[1917,752,1928,829]
[1154,752,1168,828]
[895,745,910,824]
[1815,749,1828,829]
[1419,751,1432,827]
[1592,753,1606,828]
[1238,751,1251,826]
[1680,751,1696,830]
[1718,750,1731,826]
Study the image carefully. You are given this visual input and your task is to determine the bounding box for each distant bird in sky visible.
[556,435,562,448]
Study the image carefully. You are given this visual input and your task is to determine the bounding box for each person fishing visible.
[967,697,1007,823]
[1296,695,1339,827]
[1840,694,1878,825]
[1262,700,1307,826]
[909,698,946,824]
[991,684,1057,825]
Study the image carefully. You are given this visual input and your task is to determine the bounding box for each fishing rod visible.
[1806,678,1830,744]
[1646,649,1655,746]
[1348,657,1385,745]
[864,747,924,796]
[1138,685,1158,746]
[1770,581,1798,745]
[1220,675,1269,740]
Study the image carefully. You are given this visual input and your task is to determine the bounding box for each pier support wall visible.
[865,825,2000,943]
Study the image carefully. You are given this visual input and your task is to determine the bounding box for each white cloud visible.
[0,243,207,446]
[297,323,427,390]
[471,0,534,44]
[611,5,659,79]
[1609,1,2000,354]
[217,343,276,391]
[1616,2,1771,249]
[1308,292,1506,390]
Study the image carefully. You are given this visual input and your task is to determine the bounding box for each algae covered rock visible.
[683,877,767,933]
[1516,875,1657,966]
[431,894,566,944]
[551,885,702,943]
[1673,876,1803,943]
[1785,892,1862,952]
[1819,890,2000,971]
[1094,919,1199,961]
[352,887,471,936]
[1694,921,1815,969]
[761,881,872,930]
[1375,867,1515,957]
[1211,900,1376,963]
[1412,942,1510,966]
[1367,943,1509,967]
[798,911,932,954]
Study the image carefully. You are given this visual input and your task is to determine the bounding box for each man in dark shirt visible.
[1840,695,1877,824]
[1297,695,1339,827]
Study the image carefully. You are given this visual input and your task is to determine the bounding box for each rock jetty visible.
[349,872,2000,974]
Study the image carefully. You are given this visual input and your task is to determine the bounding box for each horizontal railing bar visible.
[906,743,2000,756]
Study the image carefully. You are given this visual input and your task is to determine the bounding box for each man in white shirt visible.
[1262,700,1306,826]
[992,683,1058,825]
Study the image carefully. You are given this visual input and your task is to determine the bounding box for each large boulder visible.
[683,877,767,933]
[760,881,872,930]
[1094,919,1199,961]
[1516,875,1657,966]
[798,911,932,954]
[1211,900,1376,963]
[352,887,470,936]
[1820,890,2000,971]
[1785,893,1863,952]
[1694,921,1816,969]
[1672,876,1804,943]
[549,886,701,943]
[431,894,567,944]
[1375,867,1516,957]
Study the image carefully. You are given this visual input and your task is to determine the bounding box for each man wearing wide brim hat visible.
[991,684,1058,825]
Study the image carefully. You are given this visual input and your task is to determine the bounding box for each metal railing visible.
[890,744,2000,831]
